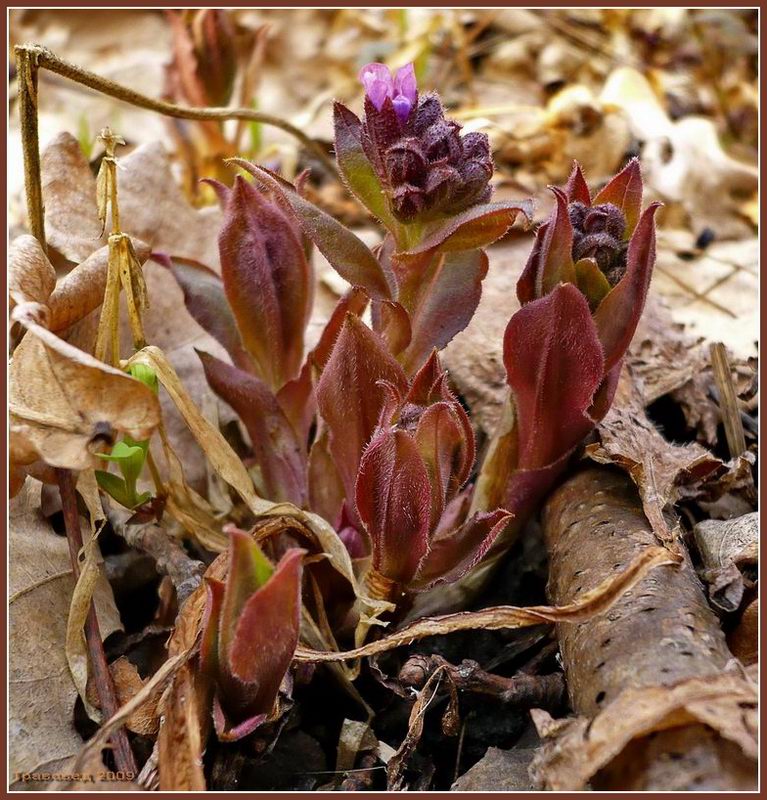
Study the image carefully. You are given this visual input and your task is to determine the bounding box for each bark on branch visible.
[534,467,756,791]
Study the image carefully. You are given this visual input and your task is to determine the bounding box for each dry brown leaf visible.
[40,133,223,270]
[9,317,161,470]
[9,479,121,778]
[8,234,57,311]
[66,529,107,722]
[586,372,723,545]
[157,663,208,791]
[694,513,757,613]
[728,599,758,667]
[601,67,757,240]
[84,656,160,736]
[41,131,103,263]
[694,513,758,571]
[48,241,150,333]
[530,673,757,790]
[294,546,678,662]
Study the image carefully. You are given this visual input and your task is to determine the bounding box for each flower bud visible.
[200,531,304,741]
[357,63,494,223]
[354,353,509,598]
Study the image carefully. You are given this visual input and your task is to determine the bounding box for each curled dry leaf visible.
[8,234,56,311]
[41,133,223,270]
[294,545,678,662]
[9,317,161,471]
[9,479,121,778]
[694,512,757,613]
[530,674,757,791]
[586,371,723,546]
[48,240,151,333]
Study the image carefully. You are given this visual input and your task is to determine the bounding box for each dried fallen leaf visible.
[530,673,757,791]
[9,479,121,778]
[8,234,57,311]
[9,317,161,470]
[586,371,722,546]
[601,67,757,240]
[41,132,223,271]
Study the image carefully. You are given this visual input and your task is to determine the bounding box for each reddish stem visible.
[55,469,138,775]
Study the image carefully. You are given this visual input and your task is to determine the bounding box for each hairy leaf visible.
[199,351,307,506]
[229,158,394,300]
[503,284,604,470]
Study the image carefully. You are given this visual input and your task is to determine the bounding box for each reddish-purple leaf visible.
[229,158,394,301]
[406,350,444,406]
[398,249,490,374]
[564,161,591,205]
[199,351,307,506]
[395,200,533,275]
[229,547,304,692]
[219,176,312,390]
[307,427,346,526]
[593,203,660,374]
[413,401,474,529]
[164,255,253,372]
[377,300,412,357]
[538,188,576,296]
[592,157,643,237]
[316,314,408,505]
[213,698,268,743]
[355,427,432,585]
[413,508,512,590]
[200,578,224,678]
[504,283,605,470]
[516,222,548,305]
[277,287,369,442]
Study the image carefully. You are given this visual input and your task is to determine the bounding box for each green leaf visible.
[575,258,611,311]
[100,441,146,488]
[128,362,159,394]
[333,102,398,231]
[95,470,132,509]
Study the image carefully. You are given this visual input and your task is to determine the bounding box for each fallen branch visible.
[108,509,204,604]
[532,467,757,791]
[399,654,565,711]
[15,44,340,180]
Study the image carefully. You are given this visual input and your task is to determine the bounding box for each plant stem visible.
[15,45,45,248]
[56,469,138,775]
[16,43,339,179]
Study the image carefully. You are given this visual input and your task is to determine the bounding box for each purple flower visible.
[359,62,417,123]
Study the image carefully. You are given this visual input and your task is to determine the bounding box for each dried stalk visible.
[14,43,339,179]
[538,467,756,790]
[17,39,138,777]
[56,470,138,775]
[399,654,565,711]
[710,342,747,457]
[15,46,45,247]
